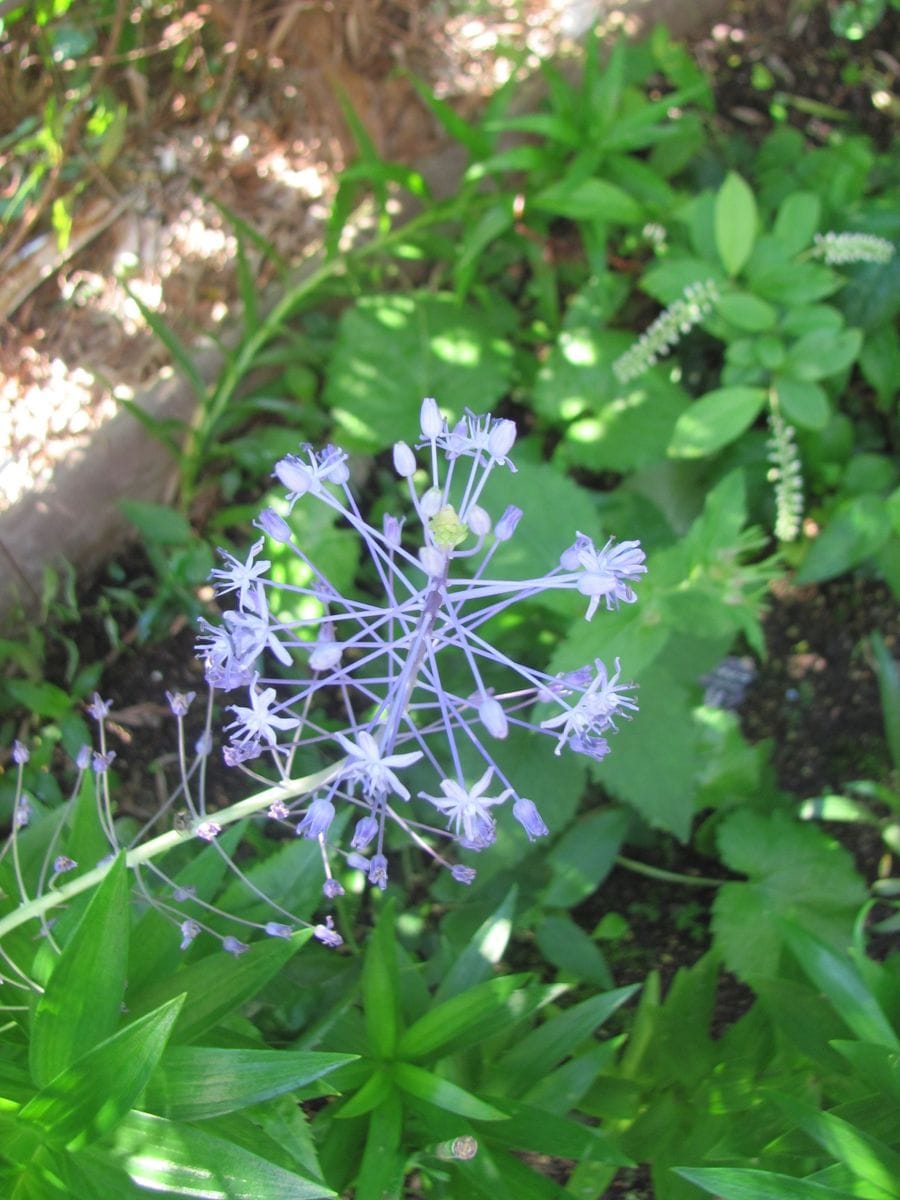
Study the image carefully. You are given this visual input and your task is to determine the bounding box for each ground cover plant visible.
[1,10,899,1199]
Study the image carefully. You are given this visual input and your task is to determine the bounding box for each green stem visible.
[0,760,344,942]
[614,854,724,889]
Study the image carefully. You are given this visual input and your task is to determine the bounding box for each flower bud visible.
[421,486,442,518]
[393,440,417,477]
[383,514,402,547]
[488,418,516,460]
[420,396,443,439]
[12,740,29,765]
[513,797,549,841]
[467,505,491,537]
[419,546,446,577]
[351,816,379,850]
[479,697,508,739]
[265,922,293,939]
[274,456,311,496]
[494,505,523,542]
[255,508,292,543]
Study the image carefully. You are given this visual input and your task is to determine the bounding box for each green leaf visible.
[487,1099,630,1165]
[18,996,183,1148]
[784,924,900,1050]
[119,501,195,546]
[531,178,642,224]
[145,1048,357,1121]
[774,378,830,429]
[543,808,629,907]
[493,986,638,1095]
[796,496,892,583]
[785,328,862,381]
[773,191,821,256]
[30,855,130,1087]
[771,1091,900,1195]
[435,887,517,1002]
[110,1110,336,1199]
[668,386,767,458]
[712,811,867,982]
[715,172,758,276]
[392,1062,508,1121]
[354,1092,404,1200]
[126,931,310,1044]
[322,293,512,449]
[871,632,900,773]
[396,973,532,1061]
[123,286,206,398]
[362,904,399,1059]
[676,1166,859,1200]
[535,914,613,989]
[716,292,778,332]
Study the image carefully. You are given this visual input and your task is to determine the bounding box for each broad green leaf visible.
[322,293,511,449]
[784,924,900,1051]
[677,1166,858,1200]
[362,904,399,1059]
[543,808,629,907]
[796,496,892,584]
[110,1110,336,1199]
[715,172,758,276]
[774,377,830,429]
[531,178,643,224]
[126,930,310,1044]
[392,1062,508,1121]
[712,811,867,982]
[716,292,778,331]
[535,914,613,989]
[119,501,195,546]
[396,973,532,1061]
[30,855,130,1087]
[785,328,863,381]
[493,986,638,1095]
[668,386,767,458]
[18,996,183,1148]
[145,1048,357,1121]
[773,191,821,256]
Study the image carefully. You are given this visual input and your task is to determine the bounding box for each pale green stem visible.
[0,759,344,942]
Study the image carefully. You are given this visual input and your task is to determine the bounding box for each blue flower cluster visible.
[197,400,646,891]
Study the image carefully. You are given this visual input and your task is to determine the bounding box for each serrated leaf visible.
[668,386,767,458]
[322,293,511,449]
[19,996,183,1148]
[30,855,130,1087]
[712,811,867,982]
[715,172,758,276]
[111,1110,336,1199]
[145,1048,356,1121]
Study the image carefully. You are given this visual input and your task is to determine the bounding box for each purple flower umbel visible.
[198,401,645,890]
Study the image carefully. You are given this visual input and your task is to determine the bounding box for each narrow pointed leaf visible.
[145,1048,357,1121]
[677,1166,860,1200]
[393,1063,508,1121]
[19,995,184,1147]
[362,904,399,1059]
[111,1110,336,1199]
[397,973,531,1061]
[127,930,311,1044]
[30,854,130,1087]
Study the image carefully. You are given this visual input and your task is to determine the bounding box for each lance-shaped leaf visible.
[18,995,184,1148]
[111,1110,336,1199]
[145,1048,357,1121]
[396,973,532,1061]
[30,854,130,1088]
[393,1063,508,1121]
[126,930,311,1045]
